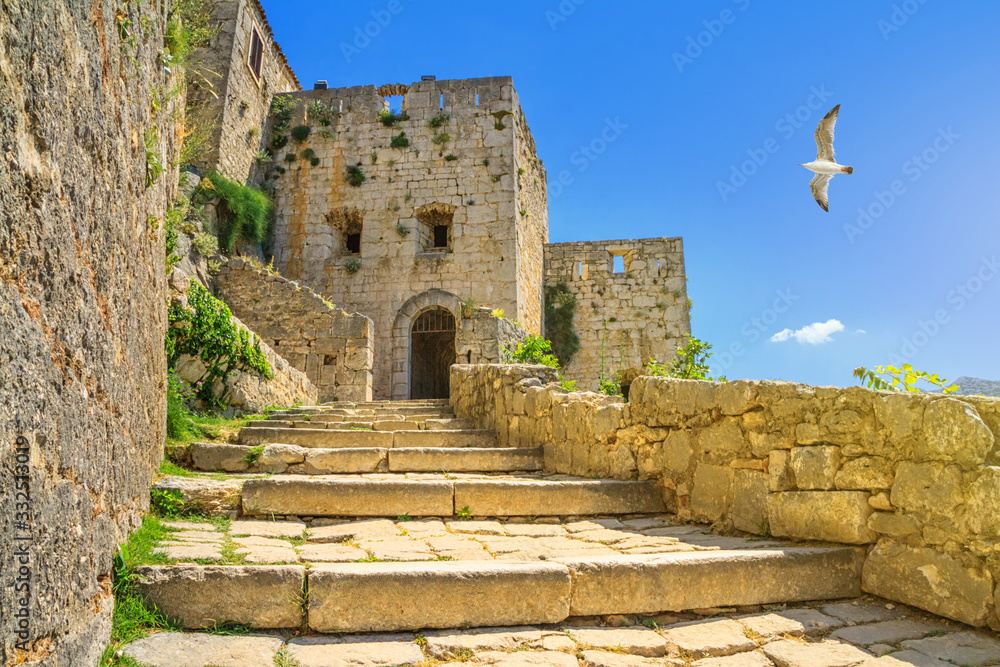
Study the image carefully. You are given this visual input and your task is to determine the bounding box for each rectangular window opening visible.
[248,26,264,80]
[433,225,449,248]
[345,232,361,254]
[339,99,343,113]
[576,261,583,279]
[475,89,480,107]
[612,255,625,274]
[439,92,444,110]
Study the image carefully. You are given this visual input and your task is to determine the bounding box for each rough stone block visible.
[394,430,498,448]
[862,541,994,627]
[123,634,283,667]
[558,548,864,616]
[730,469,768,534]
[190,443,251,472]
[889,461,963,518]
[302,448,387,473]
[133,565,305,628]
[920,398,995,466]
[238,427,393,449]
[769,450,793,491]
[661,618,755,658]
[690,464,733,523]
[566,627,668,656]
[286,636,425,667]
[835,456,895,490]
[242,478,454,516]
[790,445,841,490]
[762,639,873,666]
[308,561,572,632]
[768,491,876,544]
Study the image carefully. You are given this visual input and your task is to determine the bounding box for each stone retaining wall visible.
[450,365,1000,630]
[215,258,373,402]
[456,308,528,365]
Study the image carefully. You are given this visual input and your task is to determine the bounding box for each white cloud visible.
[855,329,867,334]
[770,319,845,345]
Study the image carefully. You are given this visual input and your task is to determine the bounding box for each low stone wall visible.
[215,258,374,402]
[450,365,1000,630]
[174,313,317,412]
[456,308,528,365]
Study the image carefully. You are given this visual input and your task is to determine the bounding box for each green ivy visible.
[544,281,580,366]
[167,280,272,407]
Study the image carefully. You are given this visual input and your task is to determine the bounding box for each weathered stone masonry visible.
[452,365,1000,630]
[544,237,690,390]
[0,2,173,662]
[215,258,374,402]
[268,77,548,399]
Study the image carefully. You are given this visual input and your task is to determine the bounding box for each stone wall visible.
[456,308,528,365]
[173,311,318,411]
[451,366,1000,630]
[543,237,690,390]
[215,258,373,402]
[0,1,172,662]
[266,77,546,398]
[189,0,299,184]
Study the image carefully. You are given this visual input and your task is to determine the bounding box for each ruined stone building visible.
[195,0,691,400]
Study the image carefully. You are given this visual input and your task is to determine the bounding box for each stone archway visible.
[391,289,463,400]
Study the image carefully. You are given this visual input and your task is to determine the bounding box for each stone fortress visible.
[191,0,690,401]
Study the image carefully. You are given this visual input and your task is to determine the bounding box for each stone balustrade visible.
[450,364,1000,630]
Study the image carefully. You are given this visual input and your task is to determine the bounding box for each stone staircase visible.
[145,400,867,638]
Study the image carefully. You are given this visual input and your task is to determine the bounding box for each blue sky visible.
[264,1,1000,387]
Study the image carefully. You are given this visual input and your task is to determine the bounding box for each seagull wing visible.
[814,104,840,162]
[810,173,833,212]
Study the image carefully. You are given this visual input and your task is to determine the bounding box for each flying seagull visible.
[800,104,853,212]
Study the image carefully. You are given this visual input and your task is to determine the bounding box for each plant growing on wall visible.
[544,281,580,366]
[445,154,458,162]
[853,365,958,394]
[203,171,273,253]
[345,165,365,187]
[432,132,451,145]
[343,257,361,274]
[254,149,272,165]
[378,109,410,127]
[271,95,296,134]
[306,99,334,125]
[191,232,218,257]
[166,280,272,406]
[646,337,726,382]
[460,298,477,318]
[290,125,311,142]
[144,127,162,188]
[505,335,560,369]
[390,132,409,149]
[395,222,410,238]
[271,134,288,151]
[428,112,451,128]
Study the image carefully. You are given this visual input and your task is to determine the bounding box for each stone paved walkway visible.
[121,598,1000,666]
[154,515,788,564]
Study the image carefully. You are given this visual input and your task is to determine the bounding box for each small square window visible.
[345,232,361,254]
[248,26,264,81]
[612,255,625,274]
[433,225,449,248]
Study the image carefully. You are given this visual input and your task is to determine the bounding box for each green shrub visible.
[271,95,296,134]
[343,257,361,274]
[271,134,288,151]
[505,335,560,368]
[646,337,726,382]
[494,120,506,131]
[164,205,184,274]
[203,172,272,253]
[310,157,320,167]
[301,148,316,160]
[432,132,451,145]
[167,280,272,406]
[290,125,311,142]
[544,281,580,366]
[854,365,958,393]
[306,99,334,125]
[166,371,194,440]
[378,109,409,127]
[390,132,409,149]
[345,165,365,187]
[428,112,451,128]
[284,152,297,163]
[191,232,218,257]
[444,154,457,162]
[254,149,272,165]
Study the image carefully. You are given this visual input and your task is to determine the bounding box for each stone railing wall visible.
[450,365,1000,630]
[455,308,528,365]
[173,312,317,412]
[215,258,374,402]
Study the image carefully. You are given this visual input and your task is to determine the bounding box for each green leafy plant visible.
[254,149,272,165]
[460,297,477,318]
[432,132,451,145]
[166,371,195,440]
[166,280,272,406]
[270,94,296,134]
[647,337,726,382]
[307,99,334,125]
[853,365,958,394]
[164,205,184,274]
[395,222,410,238]
[505,335,560,369]
[150,488,185,517]
[284,152,297,163]
[494,120,506,131]
[302,148,316,160]
[244,445,265,467]
[428,111,451,128]
[444,154,457,162]
[290,125,311,142]
[544,281,580,366]
[317,127,335,139]
[598,374,621,396]
[397,513,412,522]
[378,109,410,127]
[144,127,162,188]
[203,171,272,253]
[345,165,365,187]
[456,506,472,520]
[343,257,361,274]
[390,132,409,149]
[191,232,218,257]
[271,134,289,151]
[310,157,320,166]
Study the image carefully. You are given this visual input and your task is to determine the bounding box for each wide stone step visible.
[239,476,665,517]
[133,547,863,632]
[238,427,497,449]
[187,443,542,474]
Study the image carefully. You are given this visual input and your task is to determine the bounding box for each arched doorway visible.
[410,308,456,399]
